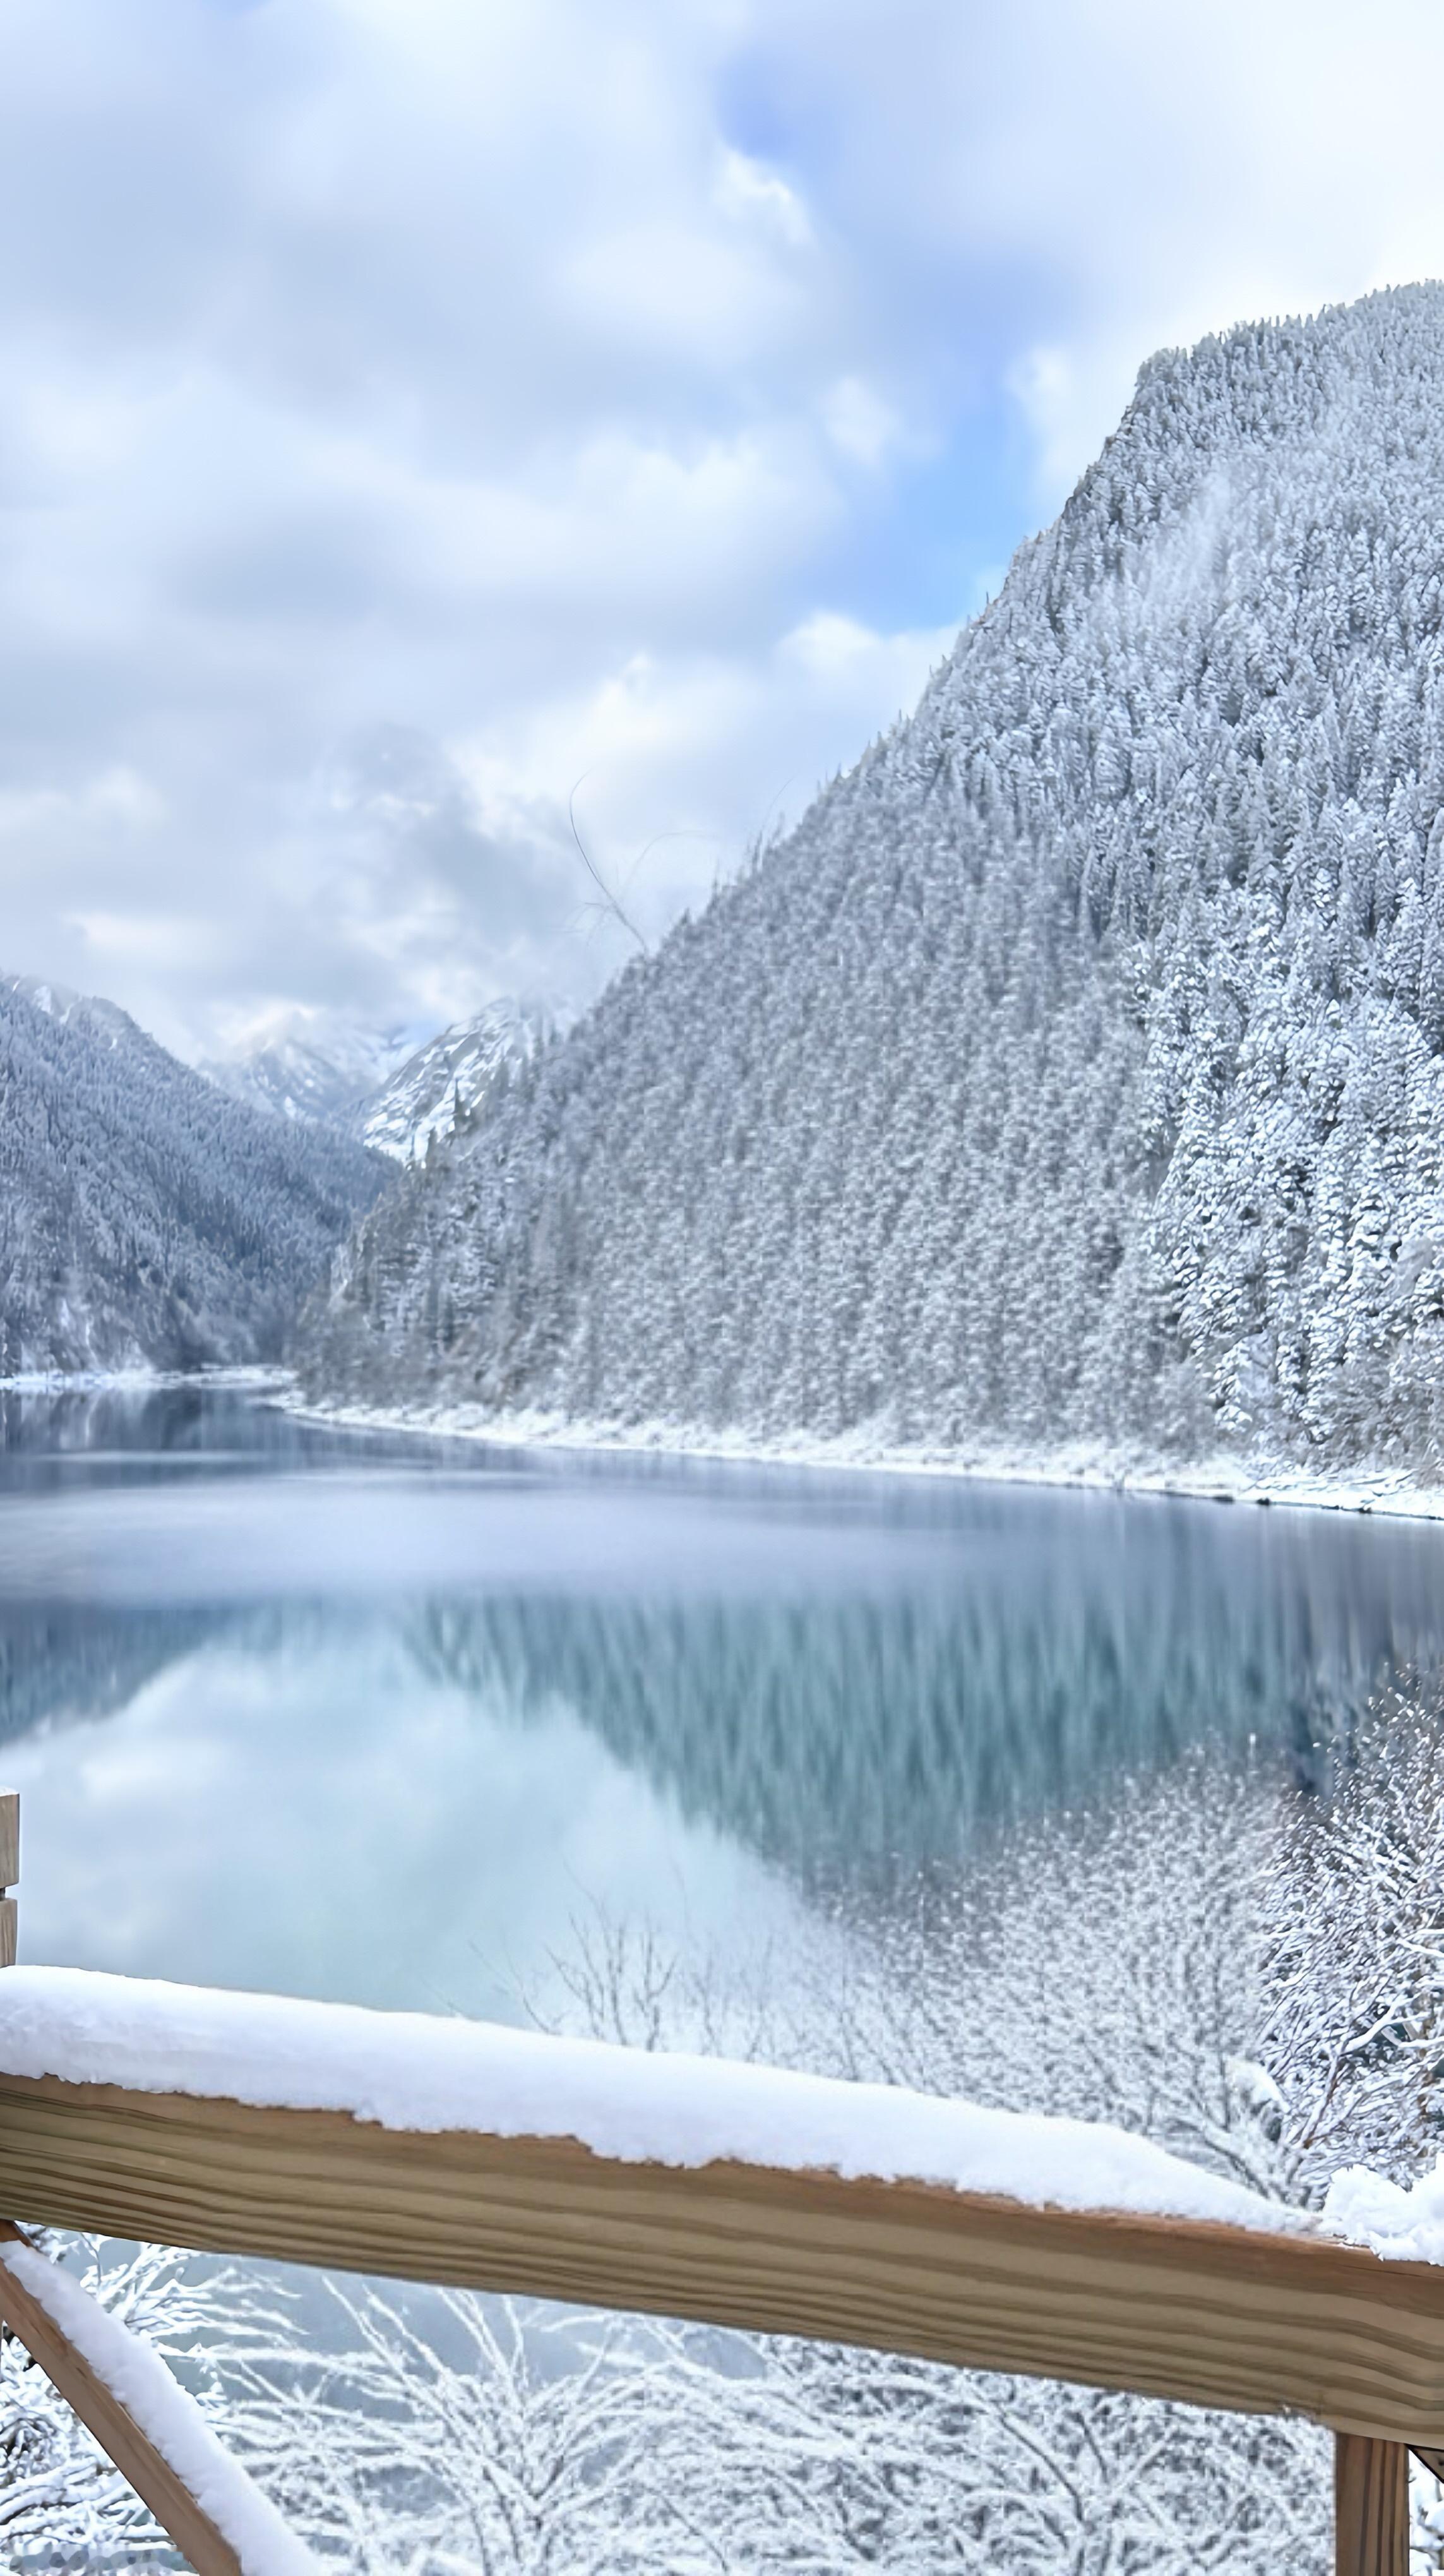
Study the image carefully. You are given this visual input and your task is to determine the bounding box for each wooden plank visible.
[1336,2432,1409,2575]
[0,1788,18,1892]
[0,1896,16,1970]
[0,2223,242,2575]
[0,2073,1441,2440]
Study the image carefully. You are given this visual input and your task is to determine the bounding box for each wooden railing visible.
[0,1792,1438,2576]
[0,2219,309,2576]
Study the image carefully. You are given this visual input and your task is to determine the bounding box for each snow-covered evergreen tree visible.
[0,977,388,1374]
[304,285,1444,1474]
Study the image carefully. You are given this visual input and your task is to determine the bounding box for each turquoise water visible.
[1,1382,1440,2022]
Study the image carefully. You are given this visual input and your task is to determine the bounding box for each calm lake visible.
[3,1379,1443,2025]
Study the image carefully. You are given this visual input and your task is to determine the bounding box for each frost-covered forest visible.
[0,978,386,1374]
[304,285,1444,1477]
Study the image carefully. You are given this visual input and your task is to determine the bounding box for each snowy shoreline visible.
[273,1384,1444,1527]
[8,1361,1444,1527]
[0,1363,290,1398]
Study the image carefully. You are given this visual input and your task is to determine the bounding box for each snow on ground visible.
[0,1365,290,1396]
[276,1386,1444,1528]
[0,2231,319,2574]
[0,1965,1309,2236]
[7,1366,1441,1525]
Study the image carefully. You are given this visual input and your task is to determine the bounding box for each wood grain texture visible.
[1336,2433,1409,2574]
[0,1897,17,1970]
[0,1789,19,1892]
[0,2072,1442,2439]
[0,2224,242,2575]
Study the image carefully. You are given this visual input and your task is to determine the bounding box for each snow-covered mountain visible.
[356,1002,555,1159]
[200,1015,417,1129]
[205,1001,553,1162]
[0,977,388,1375]
[301,285,1444,1478]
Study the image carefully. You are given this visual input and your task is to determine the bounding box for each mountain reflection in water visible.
[1,1384,1443,2016]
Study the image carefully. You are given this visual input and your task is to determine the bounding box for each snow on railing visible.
[0,1799,318,2576]
[0,1797,1437,2574]
[0,1962,1306,2233]
[0,2224,318,2576]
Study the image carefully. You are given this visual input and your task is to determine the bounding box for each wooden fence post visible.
[1336,2432,1409,2574]
[0,1791,17,1968]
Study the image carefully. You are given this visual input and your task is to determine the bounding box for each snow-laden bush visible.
[218,2289,691,2576]
[203,1761,1330,2572]
[19,1703,1444,2570]
[1261,1686,1444,2195]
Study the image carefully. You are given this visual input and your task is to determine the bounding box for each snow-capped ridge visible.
[301,284,1444,1480]
[359,1000,558,1161]
[200,1011,418,1129]
[0,976,386,1375]
[204,999,559,1161]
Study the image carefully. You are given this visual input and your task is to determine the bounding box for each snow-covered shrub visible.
[220,2288,696,2576]
[207,1761,1329,2572]
[1262,1683,1444,2194]
[26,1711,1444,2572]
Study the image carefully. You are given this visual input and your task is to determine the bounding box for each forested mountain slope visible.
[0,979,388,1374]
[302,285,1444,1475]
[355,1002,556,1161]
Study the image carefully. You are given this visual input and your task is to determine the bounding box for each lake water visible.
[3,1381,1444,2025]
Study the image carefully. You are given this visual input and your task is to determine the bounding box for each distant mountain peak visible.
[357,1000,559,1161]
[203,998,561,1161]
[199,1010,420,1129]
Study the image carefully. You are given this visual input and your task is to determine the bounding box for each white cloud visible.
[821,376,903,469]
[448,604,955,961]
[0,768,165,839]
[64,911,219,974]
[714,147,813,248]
[4,0,1444,1051]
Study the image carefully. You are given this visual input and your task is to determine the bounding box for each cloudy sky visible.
[4,0,1444,1062]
